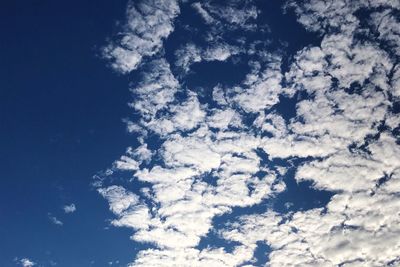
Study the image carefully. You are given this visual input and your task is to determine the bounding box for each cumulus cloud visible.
[63,203,76,214]
[98,186,139,215]
[102,0,180,73]
[99,0,400,266]
[232,56,286,113]
[130,58,179,119]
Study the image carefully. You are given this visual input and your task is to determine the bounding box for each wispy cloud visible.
[48,213,63,226]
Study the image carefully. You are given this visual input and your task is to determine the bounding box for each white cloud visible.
[175,0,262,73]
[63,203,76,214]
[129,144,153,163]
[221,171,400,265]
[202,44,240,62]
[99,0,400,266]
[16,258,36,267]
[206,108,238,130]
[103,0,180,73]
[232,56,287,113]
[192,0,258,30]
[204,1,258,28]
[390,61,400,97]
[174,42,240,72]
[192,2,215,25]
[174,43,202,72]
[143,93,206,136]
[48,213,63,226]
[226,0,400,266]
[130,58,179,119]
[130,247,255,267]
[98,185,139,215]
[370,9,400,57]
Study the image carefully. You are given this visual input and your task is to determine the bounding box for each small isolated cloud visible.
[63,203,76,214]
[15,258,36,267]
[48,213,63,226]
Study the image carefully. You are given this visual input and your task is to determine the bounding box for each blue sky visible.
[1,1,136,266]
[1,0,400,266]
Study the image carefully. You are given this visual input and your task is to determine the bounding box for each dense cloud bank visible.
[98,0,400,266]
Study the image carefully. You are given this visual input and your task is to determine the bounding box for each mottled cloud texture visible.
[97,0,400,266]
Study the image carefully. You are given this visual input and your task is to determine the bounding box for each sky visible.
[1,0,400,266]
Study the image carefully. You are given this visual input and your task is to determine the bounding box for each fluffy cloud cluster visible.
[98,0,400,266]
[103,0,180,73]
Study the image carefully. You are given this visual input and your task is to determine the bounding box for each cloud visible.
[174,42,241,72]
[99,0,400,266]
[102,0,180,73]
[197,1,258,29]
[192,2,215,25]
[63,203,76,214]
[48,213,63,226]
[232,56,286,113]
[15,258,36,267]
[108,260,120,265]
[222,0,400,265]
[221,173,400,265]
[144,92,207,135]
[130,58,179,119]
[175,0,264,73]
[130,247,255,267]
[98,186,139,215]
